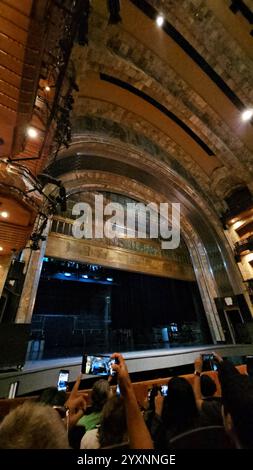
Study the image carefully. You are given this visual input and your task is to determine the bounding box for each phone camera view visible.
[202,354,217,371]
[57,370,69,391]
[160,385,168,396]
[84,355,116,376]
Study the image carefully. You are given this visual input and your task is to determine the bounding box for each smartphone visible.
[57,370,69,391]
[246,356,253,377]
[202,354,217,371]
[160,385,168,396]
[82,355,117,376]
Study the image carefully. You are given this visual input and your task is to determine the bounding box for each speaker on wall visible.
[0,324,30,370]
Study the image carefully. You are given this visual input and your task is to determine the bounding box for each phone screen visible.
[202,354,217,371]
[57,370,69,391]
[84,355,116,376]
[160,385,168,396]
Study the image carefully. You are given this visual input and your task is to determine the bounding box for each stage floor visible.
[1,343,253,398]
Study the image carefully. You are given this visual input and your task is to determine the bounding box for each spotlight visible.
[45,85,51,92]
[241,109,253,122]
[107,0,121,24]
[0,211,9,218]
[156,15,164,27]
[27,127,38,139]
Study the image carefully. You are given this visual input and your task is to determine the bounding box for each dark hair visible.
[38,387,67,407]
[222,374,253,449]
[91,380,111,412]
[162,377,199,439]
[99,396,127,448]
[200,374,217,397]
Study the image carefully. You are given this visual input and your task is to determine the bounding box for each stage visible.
[0,343,252,398]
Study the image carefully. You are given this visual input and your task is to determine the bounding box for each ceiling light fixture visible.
[0,247,3,251]
[45,85,51,92]
[156,15,164,27]
[241,109,253,122]
[0,211,9,218]
[27,127,38,138]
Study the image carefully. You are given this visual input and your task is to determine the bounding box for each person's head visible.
[38,387,67,407]
[162,377,198,436]
[221,374,253,449]
[91,379,111,412]
[200,374,217,397]
[0,401,69,449]
[99,395,127,448]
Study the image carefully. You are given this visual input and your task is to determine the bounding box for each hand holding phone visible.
[82,355,118,376]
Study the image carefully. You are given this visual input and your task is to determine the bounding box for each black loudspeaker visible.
[0,324,30,370]
[7,260,25,280]
[225,187,252,216]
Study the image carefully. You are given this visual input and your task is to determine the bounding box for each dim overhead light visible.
[241,109,253,122]
[156,15,164,27]
[27,127,38,138]
[0,211,9,218]
[45,85,51,92]
[0,246,3,251]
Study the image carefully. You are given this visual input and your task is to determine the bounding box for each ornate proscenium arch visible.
[45,132,249,342]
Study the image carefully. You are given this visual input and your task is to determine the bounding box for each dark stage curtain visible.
[110,271,206,330]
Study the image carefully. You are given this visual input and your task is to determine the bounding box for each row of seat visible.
[0,364,246,420]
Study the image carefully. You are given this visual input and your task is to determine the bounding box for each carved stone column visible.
[0,255,12,298]
[15,220,51,324]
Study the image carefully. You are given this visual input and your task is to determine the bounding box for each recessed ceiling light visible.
[0,247,3,251]
[27,127,38,138]
[156,15,164,27]
[241,109,253,122]
[0,211,9,218]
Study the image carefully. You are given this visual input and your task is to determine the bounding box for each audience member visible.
[80,395,127,449]
[0,402,69,449]
[77,379,111,431]
[193,356,222,426]
[215,352,253,449]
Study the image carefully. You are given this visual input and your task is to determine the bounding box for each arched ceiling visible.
[1,0,253,262]
[64,0,253,215]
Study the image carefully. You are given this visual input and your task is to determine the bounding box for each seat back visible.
[169,425,233,449]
